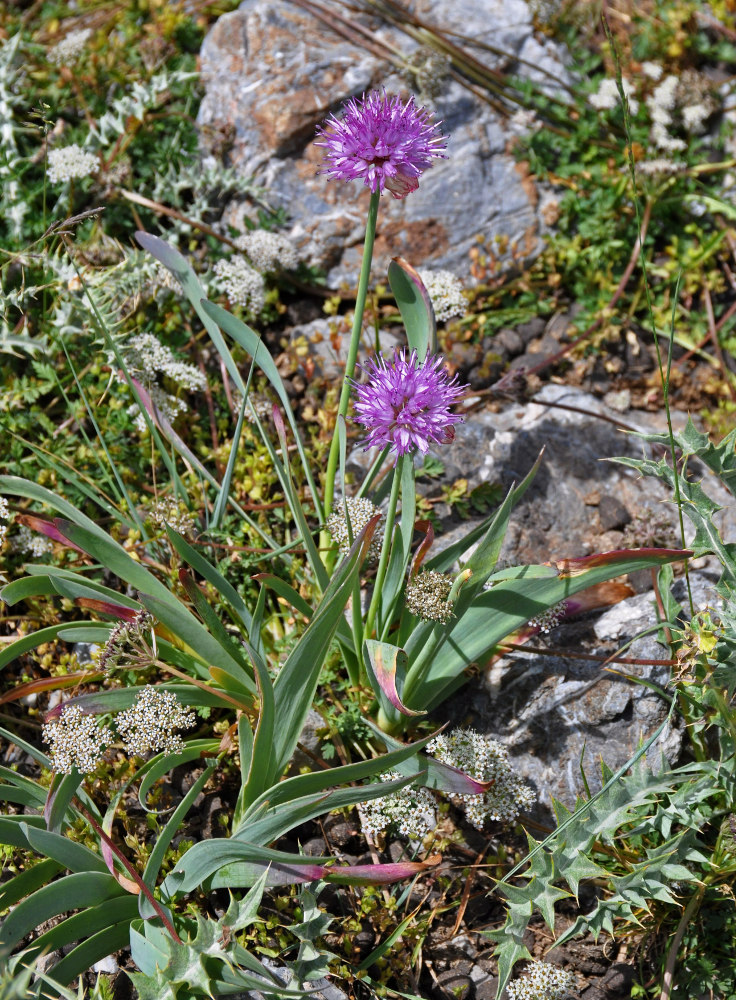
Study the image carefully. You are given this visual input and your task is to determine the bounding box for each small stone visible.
[493,327,524,358]
[598,495,631,532]
[516,317,546,343]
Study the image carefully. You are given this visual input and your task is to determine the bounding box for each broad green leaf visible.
[44,919,134,986]
[0,859,63,912]
[388,258,437,358]
[363,640,424,719]
[0,871,125,951]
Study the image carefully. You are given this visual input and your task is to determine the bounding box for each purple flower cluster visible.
[315,91,446,199]
[352,349,466,459]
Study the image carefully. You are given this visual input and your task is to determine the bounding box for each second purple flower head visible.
[352,349,467,460]
[315,90,447,199]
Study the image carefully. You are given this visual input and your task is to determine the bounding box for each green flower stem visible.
[363,458,403,640]
[323,189,381,521]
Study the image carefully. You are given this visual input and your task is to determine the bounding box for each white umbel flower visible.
[213,256,266,314]
[115,687,195,757]
[326,496,383,563]
[360,771,437,840]
[42,705,113,775]
[506,961,576,1000]
[47,28,92,66]
[47,144,98,184]
[417,268,465,322]
[427,728,535,829]
[235,230,300,272]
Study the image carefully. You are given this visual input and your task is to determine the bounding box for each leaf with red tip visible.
[323,853,442,886]
[555,547,692,578]
[76,598,140,621]
[364,639,425,718]
[16,514,85,553]
[0,672,102,708]
[411,521,435,575]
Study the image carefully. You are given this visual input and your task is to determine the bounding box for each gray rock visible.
[425,386,734,810]
[197,0,572,287]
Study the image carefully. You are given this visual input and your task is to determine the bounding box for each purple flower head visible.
[352,349,467,459]
[315,91,447,199]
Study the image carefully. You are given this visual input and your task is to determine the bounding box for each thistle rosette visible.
[315,90,447,199]
[352,348,466,460]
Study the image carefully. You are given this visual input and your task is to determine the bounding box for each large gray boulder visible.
[197,0,571,287]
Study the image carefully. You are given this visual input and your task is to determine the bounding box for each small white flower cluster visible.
[115,686,196,757]
[506,962,576,1000]
[635,158,685,176]
[98,610,155,673]
[326,497,383,563]
[529,599,568,634]
[122,333,207,392]
[235,230,300,272]
[588,77,638,115]
[112,333,206,434]
[360,771,438,840]
[645,72,714,152]
[427,729,536,829]
[47,144,98,184]
[508,109,543,136]
[146,499,196,536]
[12,524,53,558]
[417,269,466,322]
[213,256,266,314]
[43,688,195,774]
[405,570,454,624]
[0,497,10,547]
[42,705,113,775]
[47,28,92,66]
[641,61,663,81]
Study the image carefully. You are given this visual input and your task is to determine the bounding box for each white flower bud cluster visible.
[326,497,383,563]
[12,524,53,557]
[0,497,9,547]
[114,687,196,757]
[42,705,113,775]
[417,269,466,322]
[427,728,536,829]
[213,256,266,314]
[528,599,568,634]
[235,230,300,272]
[47,28,92,66]
[405,570,454,624]
[360,771,437,840]
[47,144,98,184]
[506,962,577,1000]
[588,77,638,114]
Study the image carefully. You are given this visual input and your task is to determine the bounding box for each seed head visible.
[528,599,568,634]
[405,570,454,624]
[42,705,112,775]
[315,90,446,199]
[326,497,383,563]
[352,348,466,460]
[115,686,196,757]
[98,610,155,673]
